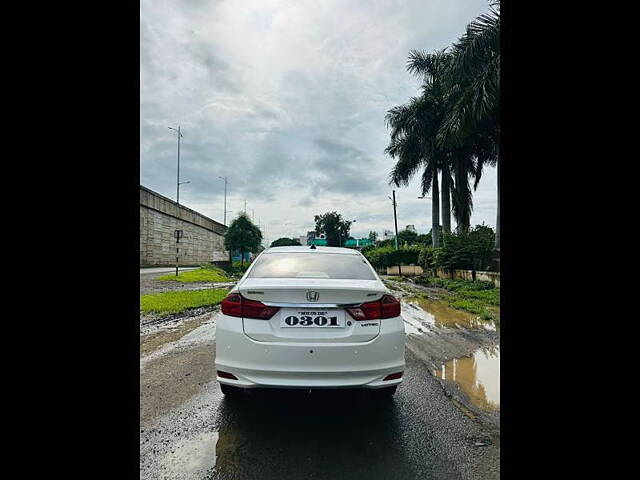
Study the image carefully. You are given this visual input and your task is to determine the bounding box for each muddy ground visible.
[139,272,500,479]
[384,278,500,431]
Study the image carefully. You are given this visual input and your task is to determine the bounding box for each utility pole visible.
[218,176,228,225]
[391,190,402,276]
[169,126,189,204]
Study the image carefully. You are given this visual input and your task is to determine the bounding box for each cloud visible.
[141,0,497,245]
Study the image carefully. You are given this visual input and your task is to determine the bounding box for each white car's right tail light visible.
[346,295,401,320]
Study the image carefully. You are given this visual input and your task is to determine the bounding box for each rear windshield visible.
[247,253,377,280]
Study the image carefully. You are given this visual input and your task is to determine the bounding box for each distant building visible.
[344,238,373,250]
[306,230,326,245]
[299,235,307,246]
[406,225,416,233]
[232,251,252,262]
[306,231,315,245]
[383,229,395,240]
[310,238,328,246]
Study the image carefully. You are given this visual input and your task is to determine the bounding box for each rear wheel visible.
[220,383,244,397]
[373,385,397,398]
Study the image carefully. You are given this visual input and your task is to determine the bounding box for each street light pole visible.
[168,126,185,204]
[218,176,228,225]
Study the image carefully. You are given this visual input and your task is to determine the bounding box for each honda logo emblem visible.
[306,291,319,302]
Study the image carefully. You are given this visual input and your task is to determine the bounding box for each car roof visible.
[263,246,361,255]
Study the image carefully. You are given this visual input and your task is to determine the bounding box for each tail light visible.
[221,293,280,320]
[383,372,403,381]
[346,295,401,320]
[380,294,401,318]
[220,293,242,317]
[217,370,238,380]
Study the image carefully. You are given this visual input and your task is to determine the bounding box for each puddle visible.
[434,346,500,411]
[405,296,495,330]
[161,431,219,477]
[401,300,434,334]
[160,429,240,478]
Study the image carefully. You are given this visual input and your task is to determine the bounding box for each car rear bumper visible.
[214,313,406,389]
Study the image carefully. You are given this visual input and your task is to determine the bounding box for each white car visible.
[214,246,405,398]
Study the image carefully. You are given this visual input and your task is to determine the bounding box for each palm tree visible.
[386,50,452,247]
[441,1,500,246]
[405,50,482,234]
[405,51,450,237]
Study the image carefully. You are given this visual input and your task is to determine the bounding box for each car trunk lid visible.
[238,278,384,343]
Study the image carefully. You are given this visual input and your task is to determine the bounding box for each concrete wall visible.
[140,186,228,266]
[386,265,424,276]
[436,269,500,287]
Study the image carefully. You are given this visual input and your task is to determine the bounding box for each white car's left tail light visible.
[220,293,281,320]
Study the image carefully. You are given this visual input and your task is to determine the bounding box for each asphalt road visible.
[140,313,499,480]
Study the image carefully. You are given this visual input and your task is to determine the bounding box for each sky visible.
[141,0,496,246]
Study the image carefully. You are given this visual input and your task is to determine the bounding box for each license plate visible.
[280,309,345,328]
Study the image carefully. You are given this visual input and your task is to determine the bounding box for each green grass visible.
[232,260,250,272]
[419,277,495,292]
[453,287,500,305]
[448,299,494,319]
[140,288,229,316]
[157,265,231,283]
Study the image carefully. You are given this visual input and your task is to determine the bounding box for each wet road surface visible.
[140,313,499,480]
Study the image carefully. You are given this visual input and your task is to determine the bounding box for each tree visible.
[314,212,352,247]
[416,233,432,245]
[434,224,495,272]
[389,2,500,239]
[377,238,395,248]
[442,2,500,246]
[417,246,437,274]
[224,213,263,267]
[386,53,447,247]
[270,237,302,247]
[423,227,445,247]
[397,228,418,246]
[403,50,483,234]
[368,231,378,243]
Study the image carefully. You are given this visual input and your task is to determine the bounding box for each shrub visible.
[434,225,496,271]
[219,260,250,277]
[360,244,376,255]
[417,246,437,271]
[363,245,422,270]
